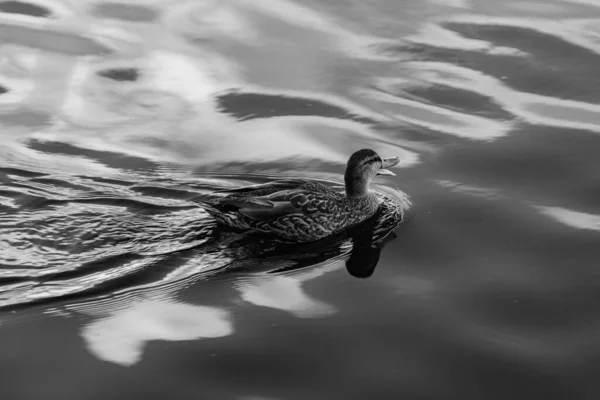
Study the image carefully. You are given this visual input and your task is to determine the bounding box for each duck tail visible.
[191,198,252,230]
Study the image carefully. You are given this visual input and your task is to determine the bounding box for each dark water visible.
[2,0,600,399]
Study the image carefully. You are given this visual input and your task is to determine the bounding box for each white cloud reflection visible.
[538,207,600,232]
[81,297,232,366]
[238,275,336,318]
[237,258,346,318]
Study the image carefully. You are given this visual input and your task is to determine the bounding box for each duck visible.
[195,149,402,243]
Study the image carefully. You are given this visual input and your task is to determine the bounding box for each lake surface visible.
[1,0,600,399]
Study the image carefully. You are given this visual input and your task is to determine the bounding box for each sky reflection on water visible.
[1,0,600,399]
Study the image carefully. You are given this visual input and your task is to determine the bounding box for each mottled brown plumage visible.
[196,149,402,242]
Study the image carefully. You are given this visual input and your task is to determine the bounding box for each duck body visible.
[196,149,402,243]
[200,179,381,242]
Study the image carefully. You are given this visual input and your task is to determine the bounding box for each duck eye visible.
[361,155,381,166]
[369,157,383,168]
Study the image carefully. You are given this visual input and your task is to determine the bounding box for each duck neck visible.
[344,170,370,198]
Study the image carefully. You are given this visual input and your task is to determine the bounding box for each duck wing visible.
[215,179,310,197]
[191,180,309,214]
[220,186,343,221]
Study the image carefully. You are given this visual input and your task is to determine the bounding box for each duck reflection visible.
[345,217,399,279]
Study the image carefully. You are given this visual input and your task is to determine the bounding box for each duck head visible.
[344,149,400,197]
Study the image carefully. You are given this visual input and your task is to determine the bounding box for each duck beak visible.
[377,156,400,176]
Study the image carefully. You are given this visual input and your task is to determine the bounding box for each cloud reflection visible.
[238,275,337,318]
[80,296,232,366]
[538,206,600,232]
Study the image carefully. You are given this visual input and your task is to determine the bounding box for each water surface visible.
[1,0,600,399]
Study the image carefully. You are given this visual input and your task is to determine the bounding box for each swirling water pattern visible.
[1,0,600,399]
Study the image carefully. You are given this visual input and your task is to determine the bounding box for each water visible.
[1,0,600,398]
